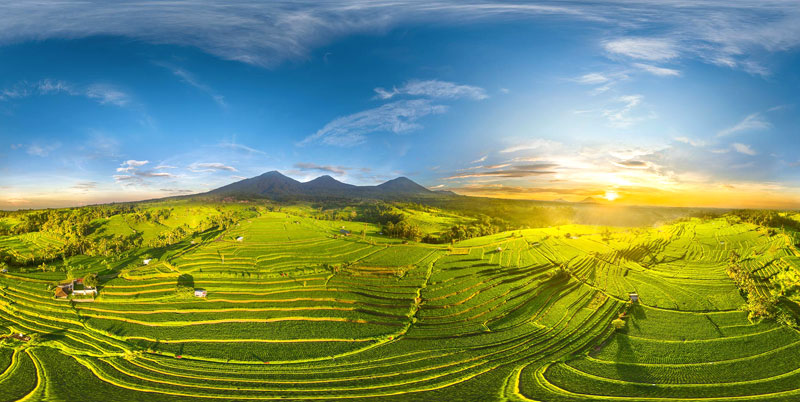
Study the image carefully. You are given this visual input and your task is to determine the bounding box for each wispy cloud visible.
[160,63,227,108]
[85,84,131,106]
[116,160,149,172]
[613,160,650,169]
[188,162,237,172]
[604,37,679,61]
[374,79,488,100]
[218,140,265,155]
[500,139,561,154]
[294,162,347,175]
[732,142,757,155]
[0,79,130,106]
[71,182,97,191]
[717,113,771,137]
[573,73,610,85]
[602,94,654,128]
[674,136,705,147]
[300,99,447,147]
[26,142,61,157]
[633,63,681,77]
[114,160,176,184]
[445,163,558,179]
[0,2,795,76]
[471,155,487,164]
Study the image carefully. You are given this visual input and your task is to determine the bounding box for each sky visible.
[1,1,799,210]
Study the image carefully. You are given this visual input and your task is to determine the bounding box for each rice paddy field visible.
[1,205,800,401]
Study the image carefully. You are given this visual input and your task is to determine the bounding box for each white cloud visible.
[604,37,679,61]
[300,99,447,147]
[294,162,347,175]
[113,160,176,185]
[374,79,487,100]
[633,63,681,77]
[602,94,654,128]
[500,139,561,153]
[154,164,177,169]
[85,84,130,106]
[124,160,149,167]
[0,2,795,75]
[188,162,238,172]
[717,113,771,137]
[218,140,266,155]
[471,155,487,164]
[26,143,61,157]
[0,79,130,106]
[0,2,584,68]
[732,143,757,155]
[674,137,705,147]
[574,73,610,84]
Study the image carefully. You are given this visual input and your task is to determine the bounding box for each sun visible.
[604,190,620,201]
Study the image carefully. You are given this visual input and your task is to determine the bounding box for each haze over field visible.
[1,1,800,210]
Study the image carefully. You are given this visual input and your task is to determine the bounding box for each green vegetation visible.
[1,201,799,400]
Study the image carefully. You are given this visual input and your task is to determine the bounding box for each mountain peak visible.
[377,177,431,193]
[303,175,354,190]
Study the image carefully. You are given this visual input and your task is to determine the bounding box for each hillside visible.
[1,204,800,401]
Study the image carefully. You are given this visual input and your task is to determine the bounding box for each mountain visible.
[580,197,600,204]
[302,175,356,192]
[375,177,432,194]
[203,171,442,201]
[209,171,301,197]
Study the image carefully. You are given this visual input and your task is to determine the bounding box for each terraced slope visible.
[1,213,799,401]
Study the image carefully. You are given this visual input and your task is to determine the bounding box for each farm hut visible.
[237,236,244,242]
[72,288,97,296]
[12,333,30,342]
[496,247,503,252]
[629,293,639,302]
[340,229,351,236]
[194,289,207,298]
[143,259,152,265]
[54,287,69,299]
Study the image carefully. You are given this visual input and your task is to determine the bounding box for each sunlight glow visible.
[604,191,619,201]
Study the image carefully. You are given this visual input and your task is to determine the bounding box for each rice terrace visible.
[2,186,800,401]
[2,1,800,401]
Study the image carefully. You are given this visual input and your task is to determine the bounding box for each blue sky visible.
[1,1,799,209]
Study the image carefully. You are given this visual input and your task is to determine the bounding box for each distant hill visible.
[580,197,600,204]
[553,198,569,203]
[204,171,444,201]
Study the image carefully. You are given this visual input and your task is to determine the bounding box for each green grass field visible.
[1,203,800,401]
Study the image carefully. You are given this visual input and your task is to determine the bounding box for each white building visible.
[194,289,207,298]
[143,259,152,265]
[236,236,244,242]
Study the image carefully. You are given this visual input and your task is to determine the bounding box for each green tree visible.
[83,273,98,288]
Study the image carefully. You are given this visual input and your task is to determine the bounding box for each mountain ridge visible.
[204,171,444,201]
